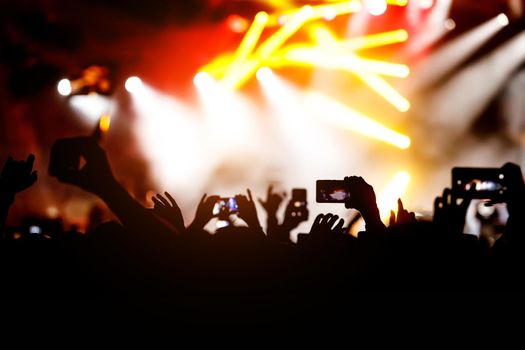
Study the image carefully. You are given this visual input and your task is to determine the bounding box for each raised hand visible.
[433,188,471,236]
[389,198,417,226]
[500,162,525,217]
[0,154,38,201]
[49,136,174,239]
[309,213,345,238]
[282,200,309,230]
[151,191,185,233]
[49,136,116,196]
[235,189,262,229]
[258,185,285,216]
[344,176,385,232]
[189,193,220,230]
[1,154,38,236]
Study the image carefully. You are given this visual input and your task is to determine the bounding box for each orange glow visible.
[99,113,111,132]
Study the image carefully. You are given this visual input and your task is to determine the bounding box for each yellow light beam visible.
[377,171,411,222]
[354,71,411,112]
[283,49,410,78]
[99,113,111,132]
[386,0,409,6]
[306,91,411,149]
[341,29,408,50]
[221,6,314,89]
[267,0,362,26]
[234,12,269,61]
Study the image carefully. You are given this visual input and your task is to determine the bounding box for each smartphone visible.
[291,188,307,208]
[213,197,239,216]
[452,167,506,200]
[316,180,348,203]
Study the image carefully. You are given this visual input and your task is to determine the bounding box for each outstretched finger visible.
[266,185,273,198]
[333,218,344,232]
[389,210,396,226]
[247,188,253,202]
[152,196,163,208]
[156,193,170,207]
[397,198,404,213]
[164,191,179,209]
[26,154,35,171]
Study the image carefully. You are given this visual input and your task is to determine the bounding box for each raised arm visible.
[0,154,38,236]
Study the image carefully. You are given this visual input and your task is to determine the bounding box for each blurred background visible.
[1,0,524,236]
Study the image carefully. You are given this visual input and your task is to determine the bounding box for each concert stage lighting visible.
[366,0,388,16]
[377,171,411,221]
[57,79,72,96]
[125,76,143,94]
[305,92,411,149]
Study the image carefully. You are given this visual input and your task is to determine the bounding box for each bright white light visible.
[125,76,143,93]
[29,226,42,235]
[193,72,214,88]
[57,79,72,96]
[497,13,509,27]
[323,8,337,21]
[418,0,434,10]
[69,94,112,122]
[366,0,387,16]
[444,18,456,31]
[377,171,411,222]
[256,67,273,82]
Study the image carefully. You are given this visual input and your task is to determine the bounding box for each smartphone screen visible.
[452,167,506,199]
[291,188,307,208]
[316,180,348,203]
[213,197,239,216]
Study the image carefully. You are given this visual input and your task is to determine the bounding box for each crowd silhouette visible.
[1,134,524,319]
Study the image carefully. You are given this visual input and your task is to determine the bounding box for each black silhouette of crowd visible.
[1,135,524,320]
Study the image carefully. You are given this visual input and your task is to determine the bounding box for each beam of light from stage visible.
[267,1,362,26]
[221,6,314,89]
[304,92,411,149]
[220,12,269,81]
[257,69,362,240]
[196,71,263,162]
[69,94,115,125]
[305,25,411,112]
[422,30,525,140]
[130,83,203,196]
[354,71,411,112]
[411,13,510,91]
[377,171,411,222]
[405,0,453,55]
[283,48,410,78]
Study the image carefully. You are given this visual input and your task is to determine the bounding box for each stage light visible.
[125,76,143,93]
[236,12,269,60]
[366,0,388,16]
[69,94,113,122]
[377,171,411,221]
[306,92,411,149]
[323,8,337,21]
[221,6,314,89]
[386,0,408,5]
[497,13,509,27]
[57,79,72,96]
[354,71,411,112]
[283,49,410,78]
[256,67,274,82]
[99,113,111,132]
[444,18,456,31]
[418,0,434,10]
[412,13,511,91]
[227,14,248,33]
[193,72,214,88]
